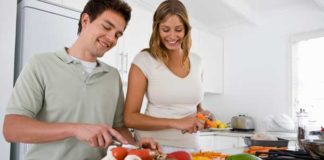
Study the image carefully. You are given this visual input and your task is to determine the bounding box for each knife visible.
[111,140,139,149]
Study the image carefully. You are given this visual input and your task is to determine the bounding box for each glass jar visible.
[296,108,309,150]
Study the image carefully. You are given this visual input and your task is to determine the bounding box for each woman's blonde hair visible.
[142,0,192,65]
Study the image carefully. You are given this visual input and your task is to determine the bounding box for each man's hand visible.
[73,124,128,148]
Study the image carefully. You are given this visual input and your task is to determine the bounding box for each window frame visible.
[289,29,324,122]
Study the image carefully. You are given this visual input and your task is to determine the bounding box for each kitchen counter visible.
[198,129,298,151]
[199,129,297,141]
[197,129,304,158]
[199,129,254,137]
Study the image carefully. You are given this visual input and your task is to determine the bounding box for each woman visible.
[124,0,213,153]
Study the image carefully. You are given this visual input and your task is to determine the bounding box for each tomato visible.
[111,147,128,160]
[166,151,192,160]
[128,149,152,160]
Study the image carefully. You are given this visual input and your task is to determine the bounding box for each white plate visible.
[208,128,232,131]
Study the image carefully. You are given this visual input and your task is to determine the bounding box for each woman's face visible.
[159,15,185,52]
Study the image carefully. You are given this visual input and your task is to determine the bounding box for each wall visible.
[0,0,17,159]
[202,5,324,131]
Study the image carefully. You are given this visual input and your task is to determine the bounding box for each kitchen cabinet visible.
[198,133,247,151]
[191,27,224,94]
[121,4,152,82]
[198,134,215,151]
[238,136,247,147]
[199,131,298,151]
[198,30,224,94]
[99,3,152,83]
[191,28,200,53]
[214,135,239,150]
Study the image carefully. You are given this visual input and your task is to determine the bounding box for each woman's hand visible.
[137,137,161,152]
[199,110,216,121]
[172,114,205,133]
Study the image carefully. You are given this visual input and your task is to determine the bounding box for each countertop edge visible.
[198,130,297,141]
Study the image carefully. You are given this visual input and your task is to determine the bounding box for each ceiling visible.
[134,0,324,31]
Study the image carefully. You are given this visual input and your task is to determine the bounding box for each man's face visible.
[80,10,126,59]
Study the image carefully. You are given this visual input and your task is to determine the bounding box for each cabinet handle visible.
[125,53,128,74]
[119,52,123,73]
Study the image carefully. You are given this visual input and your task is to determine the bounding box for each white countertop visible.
[199,130,254,137]
[199,129,297,141]
[198,130,299,155]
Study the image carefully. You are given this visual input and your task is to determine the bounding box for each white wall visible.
[202,5,324,131]
[0,0,17,159]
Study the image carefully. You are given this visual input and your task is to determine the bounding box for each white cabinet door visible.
[100,4,152,83]
[199,30,223,94]
[199,134,243,151]
[214,136,238,150]
[191,28,200,53]
[122,5,152,82]
[237,137,247,147]
[198,135,215,151]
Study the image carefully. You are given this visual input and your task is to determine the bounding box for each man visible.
[3,0,156,159]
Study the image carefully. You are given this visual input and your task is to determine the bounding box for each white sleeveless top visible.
[132,51,204,149]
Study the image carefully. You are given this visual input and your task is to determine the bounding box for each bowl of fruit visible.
[196,113,230,131]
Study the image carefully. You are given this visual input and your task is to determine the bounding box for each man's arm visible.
[3,114,128,148]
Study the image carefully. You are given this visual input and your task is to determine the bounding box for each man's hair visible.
[77,0,132,34]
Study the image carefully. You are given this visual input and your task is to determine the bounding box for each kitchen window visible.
[291,32,324,127]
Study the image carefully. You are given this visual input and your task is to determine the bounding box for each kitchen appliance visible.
[310,130,324,140]
[243,137,289,147]
[15,0,79,80]
[14,0,79,160]
[231,115,255,131]
[302,139,324,160]
[255,149,313,160]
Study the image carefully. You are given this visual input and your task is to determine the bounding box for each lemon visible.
[215,120,222,126]
[226,153,261,160]
[218,123,226,128]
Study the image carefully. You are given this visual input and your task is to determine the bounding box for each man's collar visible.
[55,47,111,72]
